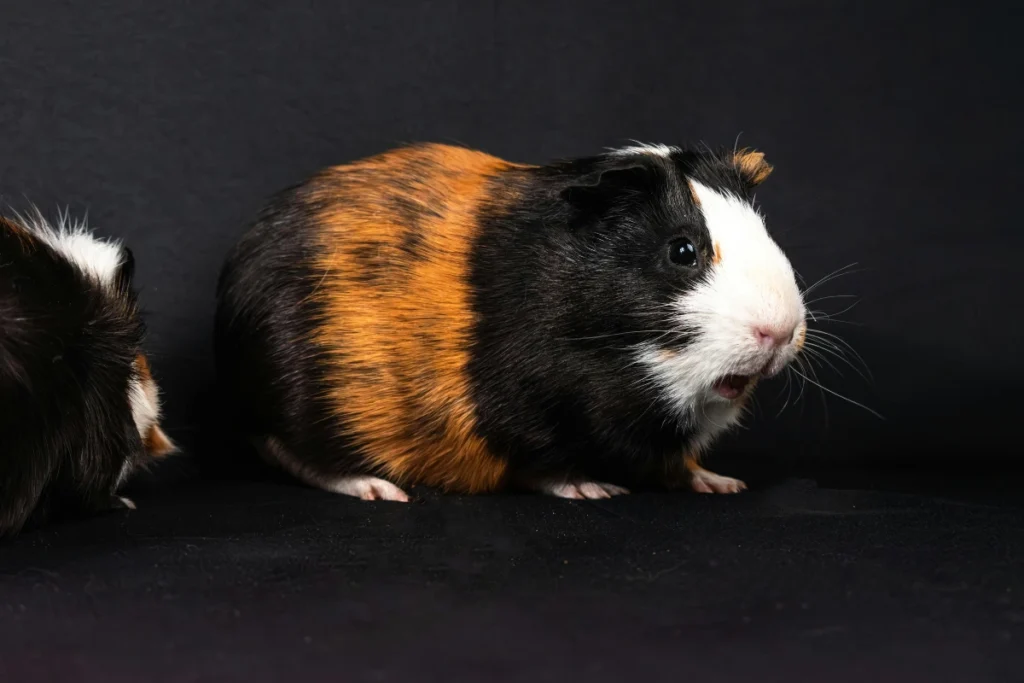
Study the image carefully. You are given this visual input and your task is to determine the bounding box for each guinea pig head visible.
[560,145,805,418]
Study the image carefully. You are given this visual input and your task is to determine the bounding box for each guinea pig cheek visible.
[687,268,804,400]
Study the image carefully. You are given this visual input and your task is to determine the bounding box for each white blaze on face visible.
[639,179,806,432]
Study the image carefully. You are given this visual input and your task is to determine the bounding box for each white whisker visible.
[803,293,859,307]
[775,366,795,417]
[801,262,861,298]
[790,366,883,419]
[804,341,870,383]
[805,329,873,380]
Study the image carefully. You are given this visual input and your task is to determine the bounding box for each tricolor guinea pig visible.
[214,142,806,502]
[0,211,175,536]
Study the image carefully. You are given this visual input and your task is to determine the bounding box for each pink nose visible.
[754,325,796,348]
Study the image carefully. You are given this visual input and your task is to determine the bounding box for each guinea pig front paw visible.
[535,480,630,500]
[688,467,747,494]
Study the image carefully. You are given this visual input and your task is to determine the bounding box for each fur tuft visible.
[0,211,169,536]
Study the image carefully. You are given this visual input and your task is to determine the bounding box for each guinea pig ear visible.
[115,246,135,292]
[560,163,653,225]
[731,148,774,187]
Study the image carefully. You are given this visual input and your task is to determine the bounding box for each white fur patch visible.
[16,209,125,288]
[637,343,748,437]
[608,143,679,159]
[637,181,805,446]
[121,369,163,486]
[684,181,805,373]
[128,375,161,441]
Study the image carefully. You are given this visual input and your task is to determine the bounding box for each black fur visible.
[0,217,146,536]
[467,147,758,488]
[215,145,761,492]
[214,180,370,478]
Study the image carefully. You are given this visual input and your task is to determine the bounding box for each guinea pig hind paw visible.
[326,476,410,502]
[538,480,630,500]
[688,469,747,494]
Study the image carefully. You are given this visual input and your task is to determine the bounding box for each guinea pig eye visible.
[667,238,699,268]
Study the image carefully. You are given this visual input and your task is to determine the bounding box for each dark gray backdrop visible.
[2,0,1021,478]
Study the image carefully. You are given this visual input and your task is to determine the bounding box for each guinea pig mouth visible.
[712,374,751,399]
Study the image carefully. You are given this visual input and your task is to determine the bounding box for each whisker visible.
[805,329,873,380]
[625,394,661,432]
[790,366,884,419]
[803,339,870,382]
[807,311,864,327]
[801,262,861,298]
[559,329,681,342]
[802,354,831,430]
[699,399,728,432]
[814,299,862,320]
[790,356,809,420]
[775,366,795,417]
[803,293,859,307]
[801,344,847,378]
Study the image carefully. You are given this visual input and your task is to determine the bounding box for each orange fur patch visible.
[712,241,722,265]
[134,353,175,457]
[135,353,152,381]
[145,425,175,457]
[683,451,703,472]
[732,148,773,185]
[795,324,807,351]
[311,144,533,493]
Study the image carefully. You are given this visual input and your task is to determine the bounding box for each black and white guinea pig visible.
[0,211,175,536]
[215,142,806,502]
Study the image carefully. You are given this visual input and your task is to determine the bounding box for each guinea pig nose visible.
[754,325,796,349]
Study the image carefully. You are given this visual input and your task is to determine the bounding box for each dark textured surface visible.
[2,476,1023,682]
[1,0,1022,679]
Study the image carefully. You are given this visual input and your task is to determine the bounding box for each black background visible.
[2,1,1021,473]
[1,2,1023,681]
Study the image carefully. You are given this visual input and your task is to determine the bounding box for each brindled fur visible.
[0,212,174,536]
[215,143,804,499]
